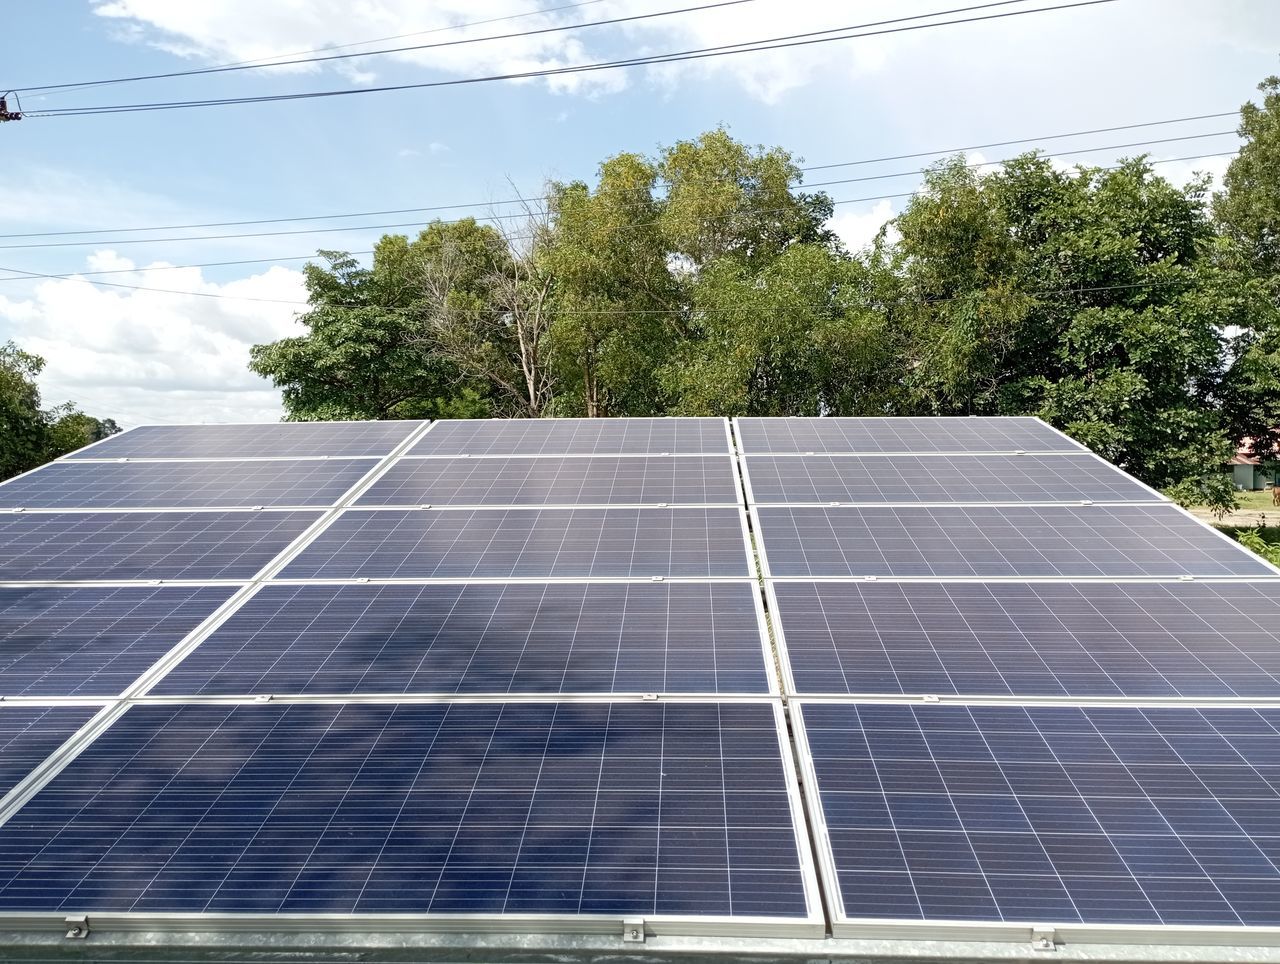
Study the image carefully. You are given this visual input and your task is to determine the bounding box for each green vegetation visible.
[0,341,119,480]
[249,77,1280,515]
[1233,527,1280,567]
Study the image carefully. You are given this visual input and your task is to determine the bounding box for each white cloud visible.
[829,199,897,254]
[0,255,305,427]
[1152,153,1233,192]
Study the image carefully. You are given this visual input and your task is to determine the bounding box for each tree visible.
[250,240,491,421]
[1215,76,1280,278]
[0,341,120,480]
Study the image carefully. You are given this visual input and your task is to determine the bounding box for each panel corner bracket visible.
[622,917,646,942]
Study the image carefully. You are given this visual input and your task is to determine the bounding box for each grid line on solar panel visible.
[741,454,1161,506]
[356,456,742,508]
[149,582,772,697]
[0,707,97,800]
[0,586,234,697]
[769,581,1280,699]
[410,418,731,456]
[0,700,817,926]
[65,422,425,461]
[735,417,1086,455]
[281,508,752,579]
[0,459,376,511]
[753,505,1278,579]
[0,511,322,582]
[794,701,1280,929]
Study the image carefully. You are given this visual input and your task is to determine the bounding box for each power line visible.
[0,132,1236,251]
[21,0,1118,119]
[0,150,1236,303]
[22,0,611,98]
[15,0,758,94]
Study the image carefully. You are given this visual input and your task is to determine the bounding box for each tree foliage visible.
[251,86,1280,511]
[0,341,120,480]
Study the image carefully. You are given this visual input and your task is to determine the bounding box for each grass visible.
[1229,489,1279,513]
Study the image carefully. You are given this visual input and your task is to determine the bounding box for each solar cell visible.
[772,581,1280,698]
[65,421,423,460]
[797,702,1280,929]
[358,456,740,507]
[0,707,95,799]
[410,418,730,456]
[282,508,751,579]
[152,582,770,696]
[0,585,233,697]
[0,701,815,924]
[755,505,1275,578]
[0,510,321,582]
[743,454,1157,505]
[0,459,374,510]
[736,417,1083,454]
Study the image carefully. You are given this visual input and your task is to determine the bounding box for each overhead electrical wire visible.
[20,0,1118,118]
[0,150,1237,302]
[14,0,760,94]
[0,129,1238,249]
[21,0,612,98]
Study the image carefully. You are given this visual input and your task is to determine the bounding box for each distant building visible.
[1226,436,1278,490]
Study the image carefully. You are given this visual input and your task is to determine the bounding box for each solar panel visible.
[755,504,1275,578]
[0,458,374,510]
[65,421,424,460]
[0,707,95,798]
[772,581,1280,698]
[152,582,770,696]
[357,456,741,507]
[0,585,233,697]
[743,454,1157,505]
[0,510,320,582]
[797,701,1280,929]
[0,701,816,923]
[282,508,751,579]
[736,417,1083,454]
[411,418,730,456]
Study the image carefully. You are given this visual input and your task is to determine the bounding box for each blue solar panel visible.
[0,586,233,697]
[282,508,751,579]
[0,707,95,798]
[0,701,812,920]
[152,582,769,696]
[357,456,740,507]
[743,454,1157,504]
[773,581,1280,698]
[798,702,1280,928]
[756,505,1275,578]
[0,459,373,510]
[66,422,424,460]
[411,418,729,456]
[736,417,1082,454]
[0,511,320,582]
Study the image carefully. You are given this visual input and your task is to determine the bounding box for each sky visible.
[0,0,1276,426]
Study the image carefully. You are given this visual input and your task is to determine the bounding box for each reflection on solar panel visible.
[66,421,423,460]
[0,459,374,509]
[773,581,1280,697]
[283,508,750,579]
[756,504,1273,578]
[154,582,769,695]
[798,702,1280,929]
[411,418,729,456]
[743,454,1156,505]
[736,417,1082,454]
[0,510,320,582]
[0,585,232,697]
[0,701,813,922]
[358,456,740,507]
[0,707,95,798]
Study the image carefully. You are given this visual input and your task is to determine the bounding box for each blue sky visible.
[0,0,1276,426]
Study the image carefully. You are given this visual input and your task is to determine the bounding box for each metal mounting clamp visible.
[622,917,646,943]
[1031,926,1057,951]
[65,915,89,939]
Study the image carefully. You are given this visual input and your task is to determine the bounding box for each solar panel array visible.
[736,416,1280,939]
[0,418,821,937]
[2,415,1278,948]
